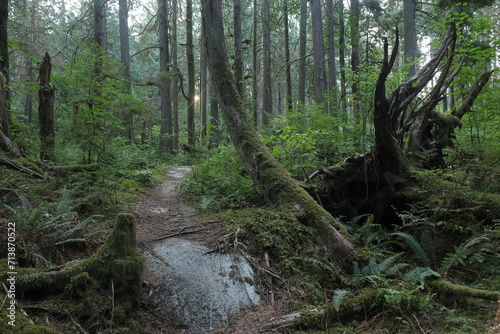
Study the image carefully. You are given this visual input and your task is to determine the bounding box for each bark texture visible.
[201,0,354,259]
[38,52,56,161]
[158,0,173,152]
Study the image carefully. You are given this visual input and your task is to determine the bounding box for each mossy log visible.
[0,158,45,178]
[414,170,500,224]
[259,289,378,332]
[429,280,500,301]
[50,163,100,176]
[17,213,142,301]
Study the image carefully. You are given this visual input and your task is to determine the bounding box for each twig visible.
[150,230,199,242]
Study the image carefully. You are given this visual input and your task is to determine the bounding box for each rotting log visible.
[259,289,378,332]
[16,213,143,301]
[50,163,100,176]
[0,158,45,179]
[429,280,500,302]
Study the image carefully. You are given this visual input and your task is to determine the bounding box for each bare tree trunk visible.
[262,0,272,125]
[119,0,133,142]
[186,0,196,147]
[326,0,337,115]
[201,0,355,259]
[311,0,326,108]
[38,53,56,161]
[404,0,417,78]
[94,0,107,52]
[0,73,21,158]
[338,1,347,122]
[297,0,307,107]
[209,79,220,148]
[233,0,244,96]
[158,0,173,153]
[172,0,179,151]
[252,0,258,125]
[284,0,292,112]
[0,0,11,130]
[200,23,208,140]
[350,0,361,123]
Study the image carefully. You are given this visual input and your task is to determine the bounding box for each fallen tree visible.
[200,0,354,259]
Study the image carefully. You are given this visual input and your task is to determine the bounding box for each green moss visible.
[219,208,314,259]
[429,280,500,301]
[0,300,61,333]
[414,169,500,226]
[16,213,142,302]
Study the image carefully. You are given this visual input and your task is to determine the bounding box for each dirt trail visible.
[132,166,278,334]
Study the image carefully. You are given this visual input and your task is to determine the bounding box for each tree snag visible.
[38,52,56,161]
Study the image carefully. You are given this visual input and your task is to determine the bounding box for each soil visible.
[131,166,283,334]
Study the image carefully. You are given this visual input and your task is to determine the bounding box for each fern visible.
[392,232,433,267]
[404,267,441,289]
[332,289,354,312]
[8,190,101,264]
[419,230,436,266]
[439,235,489,277]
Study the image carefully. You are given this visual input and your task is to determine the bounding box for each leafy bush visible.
[181,145,261,212]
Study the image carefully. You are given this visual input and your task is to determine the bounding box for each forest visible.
[0,0,499,333]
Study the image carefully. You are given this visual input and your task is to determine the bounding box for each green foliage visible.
[4,189,101,266]
[264,110,365,178]
[53,46,144,164]
[439,235,490,278]
[404,267,441,289]
[181,145,261,212]
[332,289,353,312]
[392,232,434,267]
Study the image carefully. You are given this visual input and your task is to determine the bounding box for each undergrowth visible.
[181,145,262,212]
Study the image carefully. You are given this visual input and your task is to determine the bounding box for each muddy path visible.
[131,166,278,334]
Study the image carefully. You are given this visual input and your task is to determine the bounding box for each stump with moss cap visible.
[16,213,143,302]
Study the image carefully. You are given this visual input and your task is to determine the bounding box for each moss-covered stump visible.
[17,213,143,301]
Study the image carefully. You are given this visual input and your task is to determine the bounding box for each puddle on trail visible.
[144,238,260,333]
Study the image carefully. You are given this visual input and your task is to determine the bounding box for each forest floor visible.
[131,166,282,334]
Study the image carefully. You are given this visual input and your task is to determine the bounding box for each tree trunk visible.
[172,0,179,151]
[209,80,220,148]
[201,0,355,259]
[94,0,107,52]
[284,0,293,112]
[0,74,21,158]
[404,0,417,78]
[158,0,173,153]
[350,0,361,123]
[326,0,337,115]
[233,0,244,96]
[252,0,259,125]
[186,0,196,147]
[0,0,11,130]
[338,0,347,123]
[311,0,327,108]
[38,52,56,162]
[297,0,308,107]
[119,0,133,142]
[262,0,272,125]
[200,23,208,140]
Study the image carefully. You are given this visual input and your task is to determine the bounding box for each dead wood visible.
[259,289,378,332]
[0,158,45,178]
